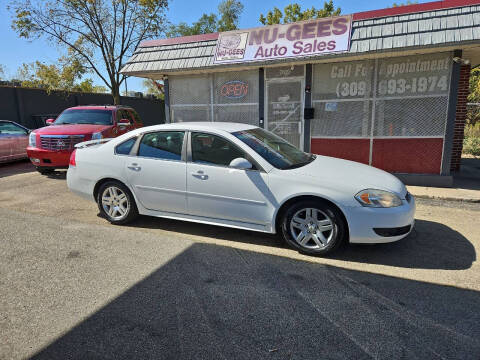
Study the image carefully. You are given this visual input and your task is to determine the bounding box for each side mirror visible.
[118,118,131,126]
[45,118,55,126]
[229,157,253,170]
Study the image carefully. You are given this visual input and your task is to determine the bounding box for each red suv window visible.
[128,110,142,126]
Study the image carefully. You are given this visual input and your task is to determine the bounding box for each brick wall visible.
[450,64,471,172]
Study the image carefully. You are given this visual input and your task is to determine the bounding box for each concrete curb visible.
[413,194,480,203]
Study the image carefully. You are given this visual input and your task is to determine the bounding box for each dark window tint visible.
[129,110,142,125]
[0,122,27,135]
[117,109,132,123]
[232,128,314,170]
[115,137,137,155]
[138,131,184,160]
[55,109,113,125]
[191,132,245,167]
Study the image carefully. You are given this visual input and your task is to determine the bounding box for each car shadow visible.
[126,215,284,249]
[29,243,480,360]
[0,159,35,178]
[125,216,475,271]
[44,170,67,180]
[330,219,476,270]
[127,216,476,270]
[453,157,480,191]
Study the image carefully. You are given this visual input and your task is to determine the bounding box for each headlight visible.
[91,132,103,140]
[355,189,402,208]
[29,132,36,147]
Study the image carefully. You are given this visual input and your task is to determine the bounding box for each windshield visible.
[54,109,113,125]
[232,128,315,170]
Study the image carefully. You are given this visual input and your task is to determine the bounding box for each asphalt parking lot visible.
[1,160,480,359]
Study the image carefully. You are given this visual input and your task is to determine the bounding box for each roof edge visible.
[138,0,480,48]
[353,0,480,20]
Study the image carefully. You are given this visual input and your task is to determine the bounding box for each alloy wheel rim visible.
[290,208,334,250]
[101,186,130,221]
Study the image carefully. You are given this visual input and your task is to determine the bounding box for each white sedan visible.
[67,122,415,256]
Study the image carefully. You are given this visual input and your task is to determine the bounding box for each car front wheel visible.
[281,200,346,256]
[97,181,138,225]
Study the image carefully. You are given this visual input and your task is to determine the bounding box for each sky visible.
[0,0,429,92]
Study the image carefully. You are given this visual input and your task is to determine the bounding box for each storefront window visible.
[311,53,452,138]
[374,53,451,137]
[169,70,259,124]
[312,59,374,138]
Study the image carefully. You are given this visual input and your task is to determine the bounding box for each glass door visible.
[266,79,304,150]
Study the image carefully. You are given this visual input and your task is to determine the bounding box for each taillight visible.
[69,149,76,167]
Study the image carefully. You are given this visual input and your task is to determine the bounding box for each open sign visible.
[220,80,248,99]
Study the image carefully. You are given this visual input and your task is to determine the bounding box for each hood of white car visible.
[288,155,407,198]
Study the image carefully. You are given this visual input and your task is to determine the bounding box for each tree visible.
[467,66,480,127]
[0,64,5,80]
[166,14,218,38]
[10,0,169,104]
[142,79,164,99]
[16,55,107,93]
[259,1,341,25]
[218,0,244,32]
[392,1,418,7]
[17,57,85,91]
[167,0,243,37]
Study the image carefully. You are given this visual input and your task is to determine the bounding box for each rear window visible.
[115,137,137,155]
[138,131,185,161]
[55,109,113,125]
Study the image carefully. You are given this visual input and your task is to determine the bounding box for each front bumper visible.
[345,196,416,244]
[27,147,72,168]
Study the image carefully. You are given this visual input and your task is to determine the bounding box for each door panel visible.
[266,80,304,149]
[126,158,187,213]
[187,163,271,225]
[187,132,272,225]
[13,134,28,157]
[18,135,29,157]
[0,122,26,160]
[124,131,187,214]
[0,134,14,160]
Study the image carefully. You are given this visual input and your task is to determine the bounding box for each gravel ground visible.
[1,161,479,359]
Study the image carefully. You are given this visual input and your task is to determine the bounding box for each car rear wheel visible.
[97,181,138,225]
[281,200,346,256]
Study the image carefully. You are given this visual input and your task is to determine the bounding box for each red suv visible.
[27,105,143,174]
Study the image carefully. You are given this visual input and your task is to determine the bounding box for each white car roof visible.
[137,122,258,133]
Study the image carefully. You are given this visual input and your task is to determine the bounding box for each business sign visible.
[220,80,249,99]
[214,15,352,64]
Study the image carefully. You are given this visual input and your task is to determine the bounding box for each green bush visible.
[463,136,480,157]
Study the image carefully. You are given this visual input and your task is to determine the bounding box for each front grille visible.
[40,135,85,151]
[373,225,411,237]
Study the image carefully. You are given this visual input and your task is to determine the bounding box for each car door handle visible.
[191,171,208,180]
[127,163,141,171]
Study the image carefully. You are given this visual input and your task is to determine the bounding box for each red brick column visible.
[450,64,471,172]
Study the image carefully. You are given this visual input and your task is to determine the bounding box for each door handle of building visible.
[127,163,141,171]
[298,122,302,134]
[191,171,208,180]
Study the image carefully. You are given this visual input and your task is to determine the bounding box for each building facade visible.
[121,0,480,184]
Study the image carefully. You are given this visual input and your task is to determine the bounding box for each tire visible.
[281,200,347,256]
[97,181,139,225]
[36,167,55,175]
